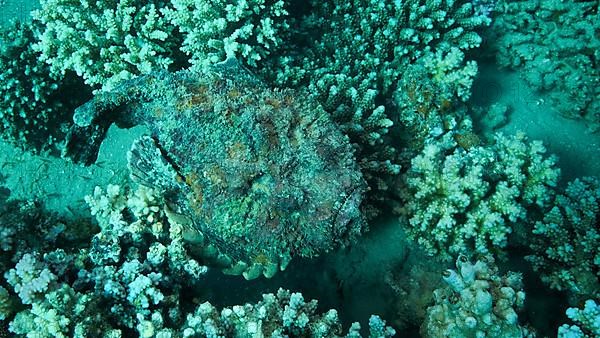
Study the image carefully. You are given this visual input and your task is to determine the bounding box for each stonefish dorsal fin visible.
[210,56,263,87]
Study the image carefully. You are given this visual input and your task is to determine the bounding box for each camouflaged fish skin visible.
[63,59,368,278]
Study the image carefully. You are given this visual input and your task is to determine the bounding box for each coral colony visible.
[0,0,598,337]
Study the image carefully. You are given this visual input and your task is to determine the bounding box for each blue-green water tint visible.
[0,0,598,337]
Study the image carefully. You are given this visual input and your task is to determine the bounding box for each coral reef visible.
[162,0,289,70]
[62,62,367,279]
[0,20,88,153]
[526,177,600,302]
[384,253,445,330]
[421,255,533,337]
[32,0,178,91]
[0,186,107,336]
[558,299,600,338]
[471,102,510,136]
[393,47,478,140]
[0,189,92,274]
[1,183,394,337]
[2,0,600,336]
[491,0,600,130]
[398,119,560,261]
[0,286,12,321]
[261,0,491,202]
[5,253,58,305]
[32,0,293,92]
[177,289,395,337]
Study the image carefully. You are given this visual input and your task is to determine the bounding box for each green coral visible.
[162,0,289,70]
[0,20,88,153]
[10,303,71,337]
[526,177,600,301]
[32,0,293,92]
[0,286,12,321]
[491,0,600,130]
[2,184,393,337]
[399,120,560,261]
[558,299,600,338]
[33,0,178,91]
[393,48,478,144]
[178,289,395,338]
[262,0,491,200]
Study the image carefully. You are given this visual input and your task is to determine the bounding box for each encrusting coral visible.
[491,0,600,131]
[421,255,534,338]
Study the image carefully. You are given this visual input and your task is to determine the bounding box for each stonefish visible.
[63,59,367,279]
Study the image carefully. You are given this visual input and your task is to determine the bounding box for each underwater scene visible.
[0,0,598,337]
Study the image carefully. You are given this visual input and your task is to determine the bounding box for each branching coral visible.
[2,183,394,337]
[558,299,600,338]
[393,49,478,145]
[421,255,533,337]
[32,0,293,92]
[32,0,178,91]
[0,180,98,334]
[399,120,560,261]
[2,184,208,335]
[262,0,491,202]
[0,189,92,275]
[526,177,600,302]
[178,289,395,337]
[83,184,210,279]
[5,253,57,305]
[0,286,13,321]
[162,0,289,70]
[491,0,600,130]
[0,20,89,153]
[5,1,598,336]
